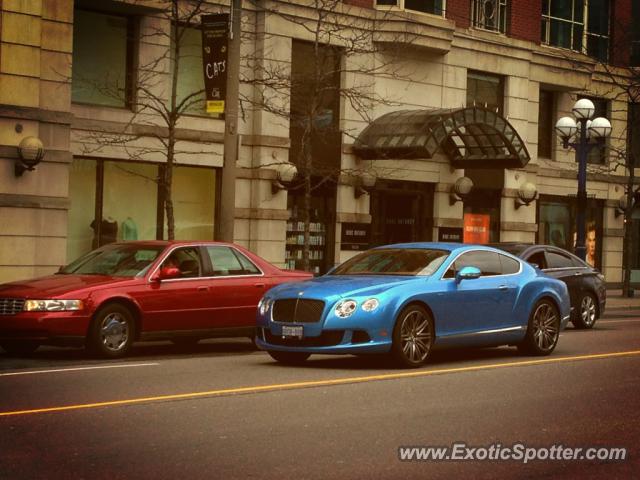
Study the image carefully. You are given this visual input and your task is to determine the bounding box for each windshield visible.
[330,248,450,276]
[61,244,165,277]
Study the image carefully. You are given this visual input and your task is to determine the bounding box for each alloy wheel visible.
[532,303,559,351]
[399,310,432,364]
[100,312,129,352]
[580,295,597,327]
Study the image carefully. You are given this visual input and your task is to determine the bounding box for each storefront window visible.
[103,162,158,243]
[537,196,603,268]
[462,188,501,243]
[370,181,434,247]
[72,10,133,107]
[631,209,640,283]
[168,166,216,240]
[67,159,217,262]
[67,159,97,263]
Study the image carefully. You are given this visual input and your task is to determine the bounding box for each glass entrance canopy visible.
[353,107,530,169]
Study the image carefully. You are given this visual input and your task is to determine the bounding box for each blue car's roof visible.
[372,242,500,253]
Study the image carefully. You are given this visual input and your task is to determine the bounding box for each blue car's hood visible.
[268,275,420,299]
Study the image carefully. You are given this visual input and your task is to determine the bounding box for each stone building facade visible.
[0,0,638,284]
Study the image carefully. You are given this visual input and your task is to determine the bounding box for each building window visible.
[537,195,603,268]
[171,26,206,115]
[579,96,608,164]
[466,71,504,114]
[72,9,135,107]
[538,90,555,159]
[375,0,444,16]
[66,159,216,263]
[633,0,640,66]
[541,0,610,62]
[472,0,508,33]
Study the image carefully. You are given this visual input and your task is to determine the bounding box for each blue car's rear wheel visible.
[390,305,434,368]
[518,299,560,356]
[267,350,311,365]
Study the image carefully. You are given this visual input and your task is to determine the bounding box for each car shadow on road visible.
[257,346,526,371]
[0,339,259,368]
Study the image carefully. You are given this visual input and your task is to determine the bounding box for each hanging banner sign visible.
[201,14,229,114]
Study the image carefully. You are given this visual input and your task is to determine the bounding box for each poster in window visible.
[463,213,490,244]
[572,221,598,267]
[201,14,229,114]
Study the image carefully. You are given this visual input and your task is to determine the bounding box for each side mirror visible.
[455,266,481,284]
[152,266,181,282]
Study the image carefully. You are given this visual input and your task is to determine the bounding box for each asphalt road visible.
[1,307,639,479]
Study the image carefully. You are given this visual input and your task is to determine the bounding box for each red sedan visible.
[0,241,312,358]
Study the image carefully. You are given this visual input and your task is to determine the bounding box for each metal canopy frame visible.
[353,107,531,169]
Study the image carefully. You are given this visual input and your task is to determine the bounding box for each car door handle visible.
[498,285,510,291]
[197,286,209,292]
[254,283,266,288]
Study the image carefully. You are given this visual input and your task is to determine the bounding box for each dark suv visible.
[490,243,606,329]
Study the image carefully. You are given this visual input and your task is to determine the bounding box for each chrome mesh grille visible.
[0,298,25,315]
[272,299,325,323]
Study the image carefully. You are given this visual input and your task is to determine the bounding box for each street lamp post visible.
[555,99,612,261]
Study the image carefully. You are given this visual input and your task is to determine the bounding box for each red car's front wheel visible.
[88,304,135,358]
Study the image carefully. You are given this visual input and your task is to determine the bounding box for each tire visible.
[87,303,135,358]
[518,299,560,356]
[390,305,434,368]
[571,293,598,329]
[0,341,40,356]
[267,350,311,365]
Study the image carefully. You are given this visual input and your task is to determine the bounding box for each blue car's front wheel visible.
[390,305,434,368]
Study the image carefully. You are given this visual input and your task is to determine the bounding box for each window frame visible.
[205,245,263,277]
[71,7,138,109]
[541,0,610,62]
[538,89,556,160]
[441,249,523,279]
[544,249,576,269]
[471,0,508,34]
[374,0,446,16]
[466,70,505,115]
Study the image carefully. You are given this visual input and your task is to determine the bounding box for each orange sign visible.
[463,213,490,244]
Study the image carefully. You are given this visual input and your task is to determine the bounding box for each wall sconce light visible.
[271,162,298,195]
[15,136,45,177]
[354,171,377,199]
[449,176,473,205]
[515,182,538,209]
[615,194,634,218]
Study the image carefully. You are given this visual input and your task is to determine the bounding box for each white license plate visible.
[282,325,303,338]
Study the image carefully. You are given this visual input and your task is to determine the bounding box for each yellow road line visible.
[2,349,640,417]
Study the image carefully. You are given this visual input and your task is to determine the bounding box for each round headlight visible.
[259,298,273,316]
[361,298,379,312]
[335,299,357,318]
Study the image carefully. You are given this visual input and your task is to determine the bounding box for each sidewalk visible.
[606,289,640,309]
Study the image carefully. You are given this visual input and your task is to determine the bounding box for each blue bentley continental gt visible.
[256,243,571,368]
